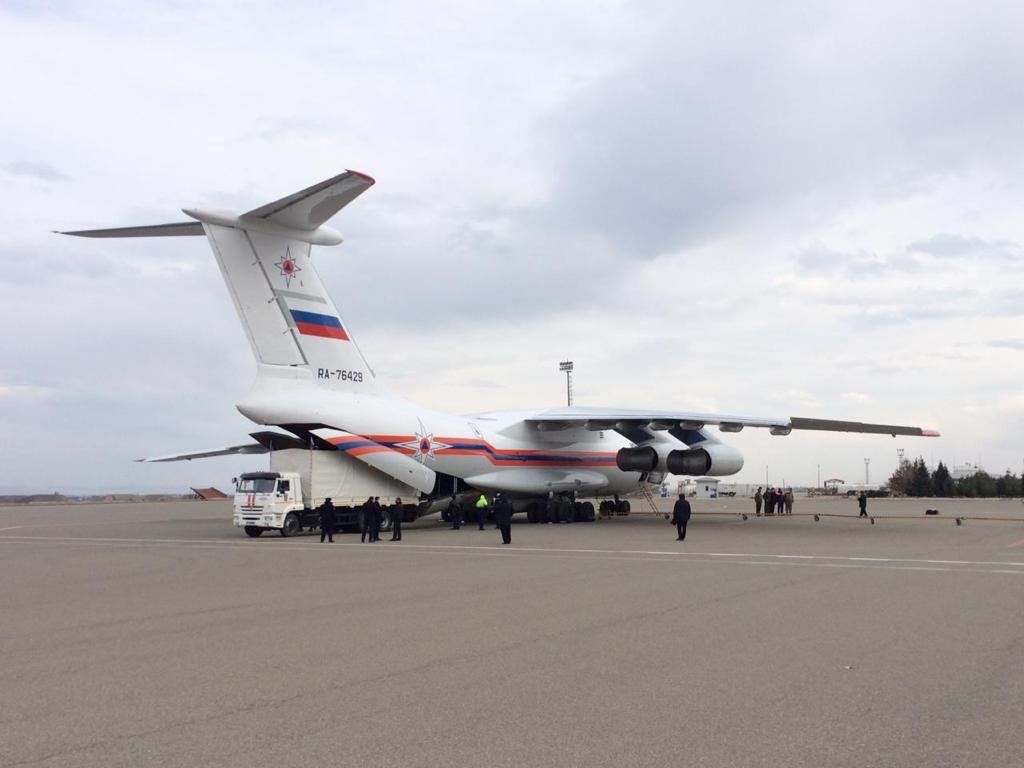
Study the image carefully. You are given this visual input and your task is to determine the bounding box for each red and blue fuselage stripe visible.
[290,309,349,340]
[327,434,616,467]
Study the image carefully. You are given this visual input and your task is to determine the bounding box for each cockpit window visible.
[237,477,276,493]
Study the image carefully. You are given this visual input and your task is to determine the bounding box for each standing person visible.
[858,491,868,518]
[447,495,462,529]
[361,496,374,542]
[784,488,794,515]
[494,493,513,544]
[764,487,774,515]
[475,493,489,530]
[390,497,403,541]
[775,487,784,515]
[318,497,336,543]
[754,486,763,516]
[672,492,692,540]
[545,492,556,524]
[370,497,382,542]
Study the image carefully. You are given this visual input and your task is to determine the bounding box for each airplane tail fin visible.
[59,170,379,394]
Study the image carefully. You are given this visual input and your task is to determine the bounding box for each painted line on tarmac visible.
[0,525,24,531]
[3,534,1024,572]
[1008,538,1024,549]
[2,535,1022,576]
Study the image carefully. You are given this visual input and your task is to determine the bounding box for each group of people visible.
[318,492,514,545]
[447,493,514,543]
[754,486,794,516]
[314,496,405,543]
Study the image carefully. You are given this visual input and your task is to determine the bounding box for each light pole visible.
[864,458,870,485]
[559,361,574,407]
[817,464,820,490]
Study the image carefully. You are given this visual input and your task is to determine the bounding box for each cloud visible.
[907,233,1022,261]
[2,0,1023,492]
[989,339,1024,351]
[3,160,69,182]
[0,383,52,399]
[842,392,873,403]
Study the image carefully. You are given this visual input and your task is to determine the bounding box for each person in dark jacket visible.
[318,497,336,543]
[494,493,513,544]
[672,493,692,540]
[361,497,373,542]
[858,491,868,518]
[754,486,763,516]
[447,496,462,529]
[545,492,557,523]
[390,497,403,541]
[370,497,382,541]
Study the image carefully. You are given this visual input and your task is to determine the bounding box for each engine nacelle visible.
[666,444,744,476]
[615,446,659,472]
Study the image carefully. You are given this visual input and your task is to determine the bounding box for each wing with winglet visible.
[524,407,939,437]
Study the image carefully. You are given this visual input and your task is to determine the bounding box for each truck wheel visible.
[244,526,264,538]
[280,513,300,537]
[379,510,392,532]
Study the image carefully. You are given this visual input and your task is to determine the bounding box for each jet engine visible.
[615,446,659,472]
[666,444,744,476]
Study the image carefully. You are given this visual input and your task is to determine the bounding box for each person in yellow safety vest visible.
[475,493,489,530]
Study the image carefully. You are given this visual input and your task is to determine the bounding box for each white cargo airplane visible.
[60,170,938,522]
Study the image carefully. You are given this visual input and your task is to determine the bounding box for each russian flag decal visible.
[290,309,349,340]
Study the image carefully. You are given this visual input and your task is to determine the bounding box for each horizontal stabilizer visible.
[249,431,310,452]
[136,443,268,463]
[243,169,375,231]
[57,222,204,238]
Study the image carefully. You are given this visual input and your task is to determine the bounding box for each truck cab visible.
[233,471,312,537]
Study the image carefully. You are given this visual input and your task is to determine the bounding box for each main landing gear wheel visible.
[244,526,264,538]
[580,501,595,522]
[280,513,300,537]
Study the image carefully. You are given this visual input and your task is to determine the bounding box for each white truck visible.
[233,448,423,537]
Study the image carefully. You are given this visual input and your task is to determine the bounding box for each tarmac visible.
[2,496,1023,768]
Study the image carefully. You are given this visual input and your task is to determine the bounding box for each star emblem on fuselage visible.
[275,248,302,287]
[397,421,451,463]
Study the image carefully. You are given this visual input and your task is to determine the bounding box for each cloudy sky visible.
[2,0,1022,494]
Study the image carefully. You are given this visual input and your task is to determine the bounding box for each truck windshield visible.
[237,478,277,493]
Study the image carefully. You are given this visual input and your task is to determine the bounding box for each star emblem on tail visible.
[275,247,302,287]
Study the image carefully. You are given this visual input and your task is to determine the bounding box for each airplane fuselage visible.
[236,367,645,497]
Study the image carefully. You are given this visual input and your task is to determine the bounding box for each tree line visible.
[887,458,1023,498]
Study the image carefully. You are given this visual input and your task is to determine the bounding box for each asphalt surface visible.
[2,497,1023,768]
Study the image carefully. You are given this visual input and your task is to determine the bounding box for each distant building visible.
[693,478,720,499]
[191,487,229,501]
[950,463,984,480]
